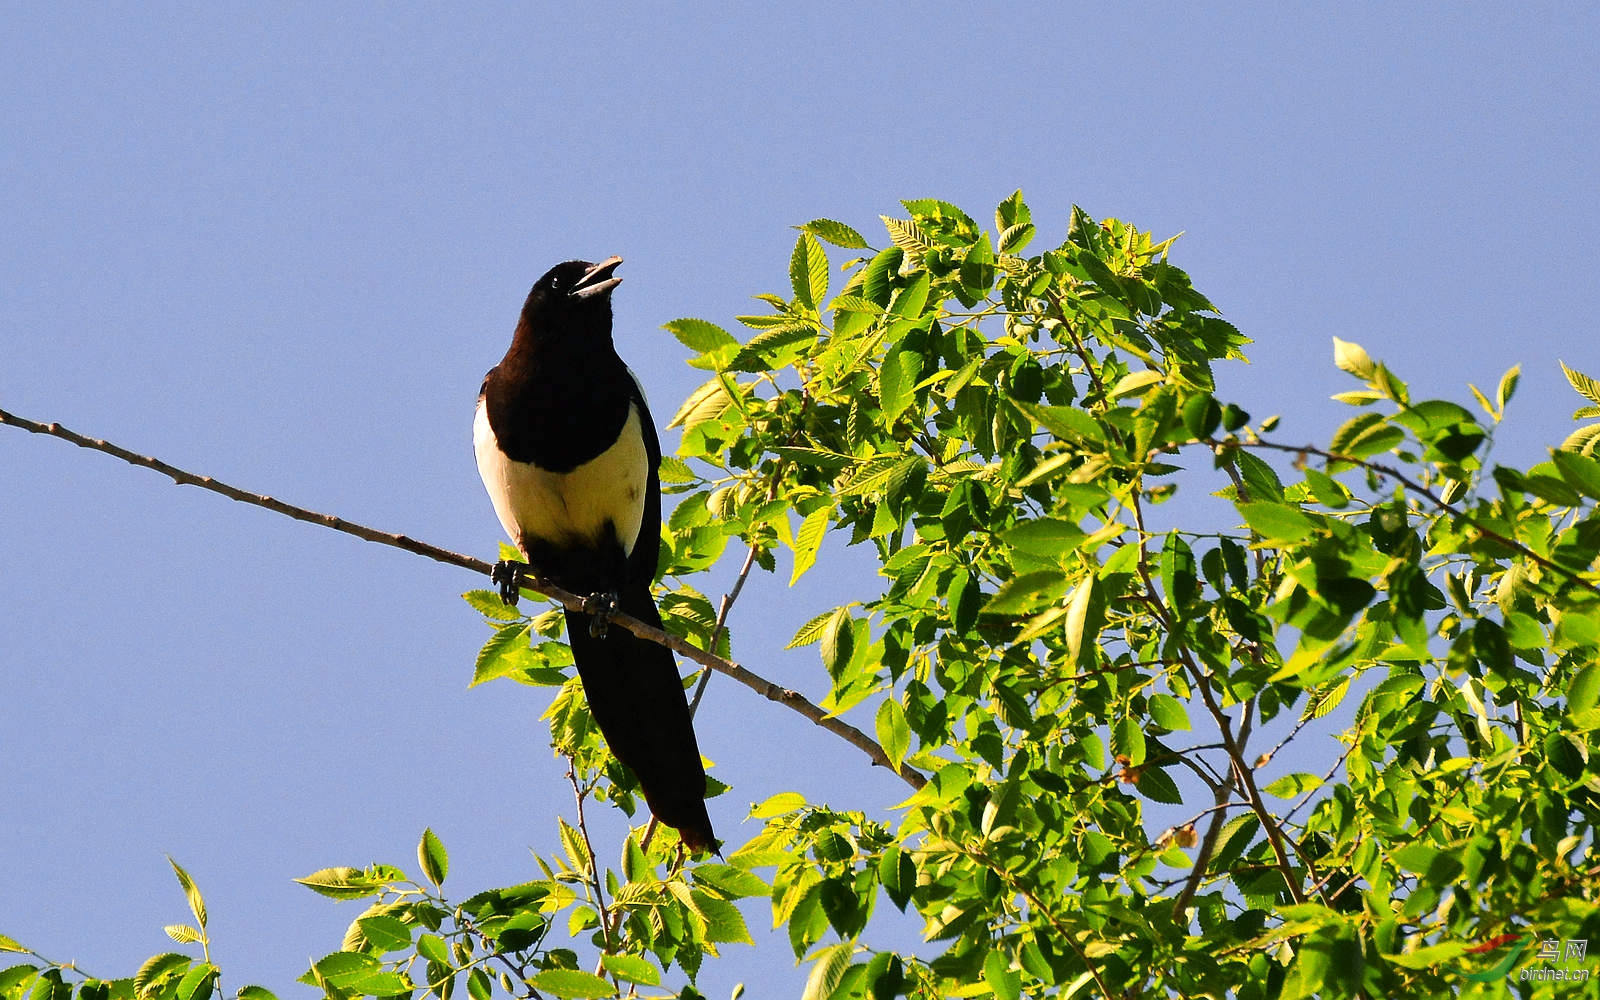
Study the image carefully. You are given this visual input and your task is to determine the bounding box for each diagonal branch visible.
[0,405,926,790]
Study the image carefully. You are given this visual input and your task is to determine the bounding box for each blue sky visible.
[3,5,1597,996]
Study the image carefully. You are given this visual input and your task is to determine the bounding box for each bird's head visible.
[518,256,624,341]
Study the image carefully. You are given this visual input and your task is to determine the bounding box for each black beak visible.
[572,256,623,300]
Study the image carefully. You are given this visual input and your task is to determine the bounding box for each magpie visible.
[473,257,717,853]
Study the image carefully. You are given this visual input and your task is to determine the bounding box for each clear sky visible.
[3,5,1597,996]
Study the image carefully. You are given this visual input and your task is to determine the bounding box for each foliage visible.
[8,194,1600,997]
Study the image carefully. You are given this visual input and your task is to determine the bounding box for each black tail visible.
[565,581,716,852]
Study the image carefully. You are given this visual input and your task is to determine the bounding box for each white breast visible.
[473,398,648,558]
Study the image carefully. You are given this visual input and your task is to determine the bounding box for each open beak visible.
[572,255,623,300]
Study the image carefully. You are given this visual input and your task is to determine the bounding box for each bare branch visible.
[0,405,927,790]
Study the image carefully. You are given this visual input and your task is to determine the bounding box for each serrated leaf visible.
[163,925,202,944]
[174,964,216,1000]
[418,828,448,887]
[1562,423,1600,456]
[1497,364,1521,411]
[879,349,922,421]
[982,570,1071,616]
[462,589,524,622]
[791,232,829,310]
[998,222,1035,253]
[167,858,207,930]
[1110,369,1163,399]
[663,318,738,354]
[1552,449,1600,500]
[355,915,412,953]
[1148,693,1190,731]
[1563,359,1600,405]
[800,943,854,1000]
[881,216,932,258]
[801,219,868,250]
[875,698,910,771]
[791,507,830,586]
[135,954,192,997]
[1238,502,1315,542]
[667,377,734,430]
[1332,338,1375,379]
[599,954,659,987]
[294,867,381,901]
[236,987,278,1000]
[750,791,807,818]
[526,970,614,999]
[787,609,837,649]
[472,621,538,687]
[1064,574,1103,671]
[1263,773,1323,798]
[1302,675,1351,722]
[1330,412,1405,459]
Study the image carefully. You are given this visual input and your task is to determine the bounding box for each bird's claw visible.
[584,590,619,638]
[491,560,526,606]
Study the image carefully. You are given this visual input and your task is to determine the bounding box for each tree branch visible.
[0,405,927,790]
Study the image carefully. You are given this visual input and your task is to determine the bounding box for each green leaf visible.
[352,914,411,954]
[462,588,524,622]
[878,846,916,911]
[1562,359,1600,405]
[1148,693,1190,731]
[787,608,837,649]
[750,791,806,818]
[791,232,829,310]
[982,570,1070,616]
[663,318,738,354]
[800,943,854,1000]
[599,954,660,987]
[1263,773,1323,798]
[820,606,855,677]
[174,964,216,1000]
[692,864,768,899]
[791,507,831,585]
[800,218,869,250]
[134,955,192,997]
[294,867,382,901]
[1569,663,1600,716]
[236,988,278,1000]
[697,890,755,944]
[879,349,923,421]
[875,698,911,771]
[526,970,615,999]
[1332,338,1375,380]
[1064,574,1104,671]
[1111,369,1164,400]
[167,857,207,930]
[1004,517,1087,559]
[1114,716,1146,766]
[1497,363,1521,412]
[1330,412,1405,458]
[1013,401,1106,446]
[418,828,448,887]
[1551,449,1600,499]
[1238,501,1315,542]
[163,924,201,944]
[983,951,1021,1000]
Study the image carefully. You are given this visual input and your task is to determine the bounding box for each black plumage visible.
[473,257,716,852]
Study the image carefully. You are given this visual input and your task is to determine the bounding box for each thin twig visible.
[0,405,927,790]
[567,766,618,978]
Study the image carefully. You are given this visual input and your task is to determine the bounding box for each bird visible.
[473,256,717,853]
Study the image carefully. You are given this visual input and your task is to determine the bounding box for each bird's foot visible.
[490,560,528,606]
[583,590,619,638]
